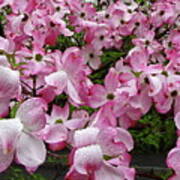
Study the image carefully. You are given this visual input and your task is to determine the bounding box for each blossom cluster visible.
[0,0,179,179]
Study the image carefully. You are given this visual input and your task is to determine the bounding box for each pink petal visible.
[74,128,99,148]
[0,146,14,173]
[74,145,103,175]
[16,98,47,132]
[97,127,133,157]
[167,147,180,174]
[175,112,180,130]
[92,104,117,128]
[67,80,82,104]
[0,66,20,98]
[148,75,162,96]
[0,98,10,117]
[89,56,101,70]
[45,71,68,94]
[88,84,107,108]
[16,132,46,168]
[115,128,134,151]
[72,110,89,120]
[65,167,89,180]
[62,47,84,76]
[175,97,180,115]
[48,142,66,152]
[0,119,22,154]
[39,86,56,103]
[105,68,119,93]
[117,166,135,180]
[50,104,69,123]
[43,124,68,144]
[64,118,88,130]
[95,162,124,180]
[130,87,152,114]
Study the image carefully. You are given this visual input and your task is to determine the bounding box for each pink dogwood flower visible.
[45,47,85,104]
[66,127,134,180]
[0,98,47,173]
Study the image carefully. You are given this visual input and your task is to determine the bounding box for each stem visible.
[21,80,32,91]
[32,75,37,97]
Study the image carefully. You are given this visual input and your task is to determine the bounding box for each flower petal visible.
[175,112,180,130]
[95,162,124,180]
[67,80,82,104]
[0,66,20,98]
[105,68,119,93]
[74,145,103,175]
[16,98,47,132]
[74,127,99,147]
[43,124,68,144]
[0,145,14,173]
[45,71,68,94]
[0,119,22,154]
[16,132,46,168]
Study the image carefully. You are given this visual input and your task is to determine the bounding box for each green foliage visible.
[78,105,95,114]
[46,149,69,166]
[130,109,176,154]
[53,93,68,107]
[1,166,47,180]
[9,102,20,118]
[47,32,85,52]
[160,169,173,180]
[89,50,125,84]
[135,167,173,180]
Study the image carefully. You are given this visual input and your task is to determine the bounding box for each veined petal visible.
[0,98,10,117]
[74,127,99,147]
[105,68,119,93]
[45,71,68,94]
[74,145,103,175]
[50,104,69,124]
[0,119,22,154]
[67,80,82,104]
[88,84,107,108]
[175,112,180,130]
[43,124,68,144]
[148,76,162,96]
[95,162,124,180]
[0,145,14,173]
[0,66,20,98]
[16,132,46,168]
[167,147,180,173]
[16,98,47,132]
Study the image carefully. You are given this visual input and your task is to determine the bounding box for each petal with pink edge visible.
[175,112,180,130]
[50,104,69,124]
[45,71,68,94]
[0,145,14,173]
[43,124,68,144]
[0,119,22,154]
[16,132,46,168]
[74,145,103,175]
[167,147,180,173]
[95,162,124,180]
[16,98,47,132]
[88,84,107,108]
[0,98,10,117]
[0,66,20,98]
[74,128,99,147]
[65,167,89,180]
[67,80,82,104]
[105,68,119,93]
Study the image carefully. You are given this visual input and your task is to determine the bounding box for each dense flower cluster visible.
[0,0,179,179]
